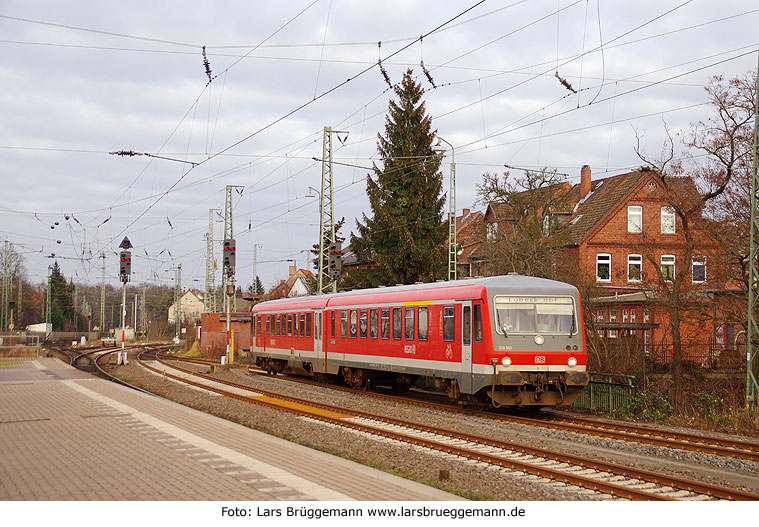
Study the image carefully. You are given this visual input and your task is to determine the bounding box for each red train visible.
[250,275,588,407]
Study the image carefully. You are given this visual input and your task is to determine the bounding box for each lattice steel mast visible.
[747,55,759,412]
[205,209,218,313]
[318,126,347,294]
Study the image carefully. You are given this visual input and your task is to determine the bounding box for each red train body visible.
[250,275,588,406]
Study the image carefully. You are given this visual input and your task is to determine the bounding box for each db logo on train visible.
[534,356,546,364]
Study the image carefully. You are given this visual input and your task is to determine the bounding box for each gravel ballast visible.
[108,359,759,501]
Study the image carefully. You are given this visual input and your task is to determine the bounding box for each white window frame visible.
[627,254,642,283]
[661,206,676,234]
[661,254,676,282]
[692,256,707,283]
[622,309,628,323]
[627,205,643,233]
[486,222,498,240]
[609,309,617,323]
[596,253,611,282]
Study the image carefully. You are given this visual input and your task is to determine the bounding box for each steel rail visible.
[147,354,758,501]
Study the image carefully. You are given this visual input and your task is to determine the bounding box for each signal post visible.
[223,238,236,364]
[118,237,133,365]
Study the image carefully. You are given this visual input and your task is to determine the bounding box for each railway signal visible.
[328,241,342,280]
[119,251,131,283]
[223,239,236,276]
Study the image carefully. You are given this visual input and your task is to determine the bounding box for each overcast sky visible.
[1,0,757,292]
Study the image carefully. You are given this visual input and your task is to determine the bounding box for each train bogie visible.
[250,275,588,407]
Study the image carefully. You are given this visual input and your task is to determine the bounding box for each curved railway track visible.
[158,353,759,463]
[140,352,758,501]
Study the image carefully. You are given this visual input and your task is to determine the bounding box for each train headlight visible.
[534,335,544,345]
[568,357,577,367]
[501,356,512,367]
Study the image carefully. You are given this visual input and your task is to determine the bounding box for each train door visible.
[462,302,473,388]
[314,309,323,356]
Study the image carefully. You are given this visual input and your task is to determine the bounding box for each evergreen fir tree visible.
[350,69,446,286]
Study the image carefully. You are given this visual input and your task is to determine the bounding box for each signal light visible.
[223,239,236,275]
[327,241,342,279]
[119,250,131,283]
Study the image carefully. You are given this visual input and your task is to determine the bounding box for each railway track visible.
[157,352,759,464]
[140,353,759,501]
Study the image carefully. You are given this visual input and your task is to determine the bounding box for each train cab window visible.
[473,304,483,343]
[463,306,471,345]
[340,311,348,338]
[350,310,358,338]
[306,312,313,338]
[370,309,378,339]
[392,308,402,340]
[380,308,390,339]
[330,311,336,339]
[300,313,306,337]
[418,307,428,341]
[443,306,455,342]
[359,310,367,338]
[404,307,415,340]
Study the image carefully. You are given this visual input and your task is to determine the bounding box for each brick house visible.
[480,165,741,366]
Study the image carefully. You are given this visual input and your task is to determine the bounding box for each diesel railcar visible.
[250,275,588,407]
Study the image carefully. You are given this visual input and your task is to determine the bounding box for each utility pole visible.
[100,252,106,335]
[252,243,262,296]
[205,208,219,313]
[746,52,759,412]
[17,274,22,331]
[173,265,182,344]
[1,241,10,331]
[434,137,457,281]
[45,264,52,329]
[318,126,348,294]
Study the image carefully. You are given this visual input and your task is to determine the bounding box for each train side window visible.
[281,314,286,336]
[306,312,312,338]
[443,306,455,342]
[359,309,367,338]
[275,315,279,336]
[405,307,415,340]
[287,314,293,336]
[473,304,483,342]
[330,311,336,339]
[418,307,428,341]
[300,313,306,337]
[463,306,471,346]
[380,308,390,339]
[340,311,348,338]
[370,309,378,339]
[392,308,402,340]
[350,310,358,338]
[262,316,267,337]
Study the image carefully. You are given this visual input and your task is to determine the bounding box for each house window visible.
[661,206,675,234]
[627,254,642,282]
[596,310,604,322]
[692,256,707,283]
[609,309,617,323]
[643,309,650,323]
[380,308,390,339]
[487,222,498,240]
[630,309,637,323]
[661,255,675,281]
[627,206,642,233]
[609,329,618,339]
[596,253,611,282]
[622,309,628,323]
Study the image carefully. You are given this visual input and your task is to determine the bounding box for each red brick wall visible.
[199,312,252,359]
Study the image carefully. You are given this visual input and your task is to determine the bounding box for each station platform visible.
[0,357,461,501]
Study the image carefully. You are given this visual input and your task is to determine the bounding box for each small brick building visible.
[199,312,252,359]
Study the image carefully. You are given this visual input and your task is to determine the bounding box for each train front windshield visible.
[494,296,576,335]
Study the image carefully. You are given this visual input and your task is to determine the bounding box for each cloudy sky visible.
[1,0,757,292]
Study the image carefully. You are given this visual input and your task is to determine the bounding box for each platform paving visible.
[0,358,462,501]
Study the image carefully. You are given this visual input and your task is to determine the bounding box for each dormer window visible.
[628,206,642,233]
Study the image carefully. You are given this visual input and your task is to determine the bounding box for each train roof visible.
[251,274,578,313]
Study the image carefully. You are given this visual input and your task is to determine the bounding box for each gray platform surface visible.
[0,358,462,501]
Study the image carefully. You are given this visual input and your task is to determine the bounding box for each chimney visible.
[580,165,591,198]
[289,264,297,277]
